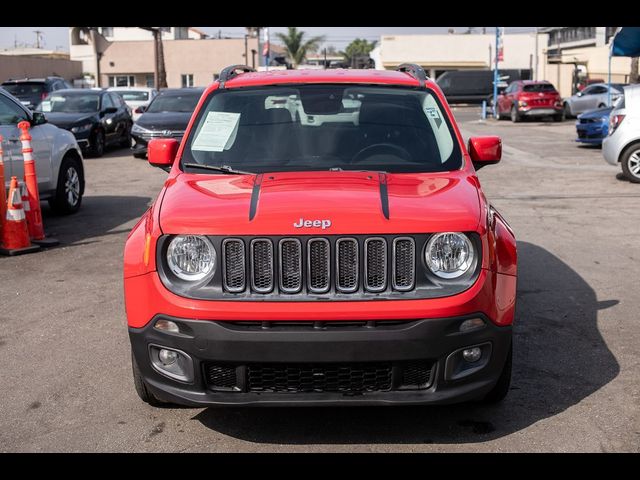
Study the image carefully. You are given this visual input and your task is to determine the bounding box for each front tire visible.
[510,106,521,123]
[48,155,84,215]
[132,350,168,407]
[90,129,105,158]
[481,344,512,404]
[563,102,573,119]
[620,143,640,183]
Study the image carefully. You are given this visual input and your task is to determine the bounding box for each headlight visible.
[425,232,474,279]
[518,100,528,107]
[166,235,216,282]
[131,123,151,135]
[71,123,93,133]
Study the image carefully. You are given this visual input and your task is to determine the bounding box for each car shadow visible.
[40,194,151,246]
[192,241,619,444]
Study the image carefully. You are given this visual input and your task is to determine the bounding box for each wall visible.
[0,55,83,82]
[99,38,259,88]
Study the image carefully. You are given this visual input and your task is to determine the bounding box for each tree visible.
[139,27,167,89]
[275,27,325,68]
[340,38,377,68]
[631,57,639,84]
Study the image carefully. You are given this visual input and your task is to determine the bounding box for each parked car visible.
[563,83,625,118]
[130,87,204,159]
[603,85,640,182]
[436,69,530,104]
[496,80,564,122]
[124,64,517,408]
[1,87,85,214]
[35,89,132,158]
[108,87,158,122]
[1,77,72,111]
[575,106,613,145]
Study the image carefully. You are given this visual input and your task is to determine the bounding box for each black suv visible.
[1,77,72,110]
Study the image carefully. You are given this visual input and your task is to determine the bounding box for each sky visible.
[0,26,536,52]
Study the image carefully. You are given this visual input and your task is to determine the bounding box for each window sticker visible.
[192,111,241,152]
[424,107,443,128]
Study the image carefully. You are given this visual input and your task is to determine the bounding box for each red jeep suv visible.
[497,80,564,122]
[124,64,517,407]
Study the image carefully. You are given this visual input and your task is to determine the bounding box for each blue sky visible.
[0,27,535,52]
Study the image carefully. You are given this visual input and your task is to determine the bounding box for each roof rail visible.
[218,64,256,89]
[396,63,428,87]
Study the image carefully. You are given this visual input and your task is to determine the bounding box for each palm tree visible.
[275,27,325,68]
[340,38,377,68]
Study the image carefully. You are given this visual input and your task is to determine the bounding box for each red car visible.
[497,80,564,122]
[124,64,517,407]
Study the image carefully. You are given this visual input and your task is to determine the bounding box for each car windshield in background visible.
[2,83,46,96]
[37,93,99,113]
[523,84,556,93]
[181,85,461,174]
[116,91,149,101]
[146,93,200,113]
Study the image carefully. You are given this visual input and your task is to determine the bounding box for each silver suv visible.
[603,85,640,183]
[1,88,85,213]
[563,83,626,118]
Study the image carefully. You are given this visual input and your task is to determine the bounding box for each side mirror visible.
[31,111,47,126]
[134,105,147,114]
[148,138,179,171]
[468,136,501,170]
[576,92,583,97]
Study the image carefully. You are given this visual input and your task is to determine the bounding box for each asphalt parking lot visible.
[1,107,638,452]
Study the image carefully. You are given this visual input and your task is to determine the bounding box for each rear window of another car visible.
[116,91,149,101]
[1,82,46,96]
[523,84,557,93]
[146,92,201,113]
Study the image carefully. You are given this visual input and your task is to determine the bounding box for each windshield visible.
[2,82,46,97]
[37,93,99,113]
[523,84,557,93]
[181,85,461,174]
[146,92,200,113]
[114,90,149,101]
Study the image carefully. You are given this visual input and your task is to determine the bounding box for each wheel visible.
[90,129,105,157]
[563,102,573,119]
[119,125,132,148]
[131,350,168,407]
[553,111,565,122]
[48,154,84,215]
[481,344,512,404]
[510,106,521,123]
[620,143,640,183]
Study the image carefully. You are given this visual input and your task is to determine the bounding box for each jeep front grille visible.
[222,236,416,295]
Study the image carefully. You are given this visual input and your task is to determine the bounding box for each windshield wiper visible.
[182,163,254,175]
[329,167,388,174]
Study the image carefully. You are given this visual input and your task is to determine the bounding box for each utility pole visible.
[33,30,43,49]
[534,27,539,80]
[139,27,167,90]
[244,34,248,65]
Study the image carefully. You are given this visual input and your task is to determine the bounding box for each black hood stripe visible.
[379,173,390,220]
[249,174,263,221]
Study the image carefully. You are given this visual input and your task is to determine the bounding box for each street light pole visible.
[493,27,499,118]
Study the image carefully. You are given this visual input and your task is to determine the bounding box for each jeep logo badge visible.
[293,218,332,229]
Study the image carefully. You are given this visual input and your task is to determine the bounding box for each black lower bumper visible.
[129,314,512,407]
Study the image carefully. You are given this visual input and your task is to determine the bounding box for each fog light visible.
[459,318,485,332]
[462,347,482,363]
[155,319,180,334]
[159,349,178,366]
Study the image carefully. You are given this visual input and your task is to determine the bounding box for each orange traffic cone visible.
[0,134,7,240]
[0,177,40,256]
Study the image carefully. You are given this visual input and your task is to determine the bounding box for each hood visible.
[44,112,96,129]
[159,170,482,235]
[136,112,192,131]
[578,107,613,120]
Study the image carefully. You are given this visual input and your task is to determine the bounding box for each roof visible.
[157,87,206,95]
[222,68,424,89]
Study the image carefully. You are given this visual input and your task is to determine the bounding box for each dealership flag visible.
[497,27,505,62]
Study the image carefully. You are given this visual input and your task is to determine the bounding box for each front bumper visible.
[130,314,512,406]
[576,123,607,144]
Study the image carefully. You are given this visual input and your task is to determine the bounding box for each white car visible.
[107,87,158,122]
[1,88,85,214]
[603,85,640,183]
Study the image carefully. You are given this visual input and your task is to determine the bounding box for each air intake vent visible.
[222,239,246,293]
[308,238,330,293]
[250,239,274,293]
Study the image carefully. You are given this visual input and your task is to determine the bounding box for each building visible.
[539,27,632,96]
[0,48,82,83]
[376,32,548,80]
[69,27,258,88]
